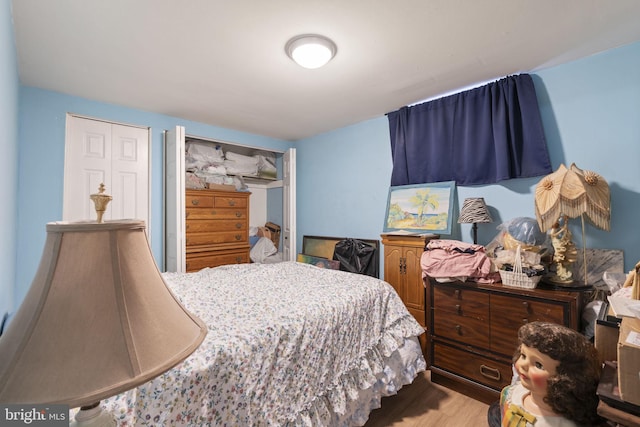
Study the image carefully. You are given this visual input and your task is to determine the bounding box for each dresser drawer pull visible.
[235,223,242,229]
[236,256,243,262]
[235,234,242,241]
[523,318,529,324]
[235,212,242,217]
[455,324,462,335]
[191,199,200,206]
[522,301,530,311]
[454,289,461,299]
[480,364,501,381]
[455,304,462,314]
[228,200,236,206]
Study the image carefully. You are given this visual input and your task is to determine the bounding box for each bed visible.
[96,262,426,426]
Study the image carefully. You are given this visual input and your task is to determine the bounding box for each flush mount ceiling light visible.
[285,34,337,69]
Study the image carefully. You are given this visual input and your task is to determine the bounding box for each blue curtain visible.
[388,74,552,186]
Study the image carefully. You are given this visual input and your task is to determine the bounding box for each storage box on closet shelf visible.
[499,245,541,289]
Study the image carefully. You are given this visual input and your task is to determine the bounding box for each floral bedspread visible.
[100,262,425,426]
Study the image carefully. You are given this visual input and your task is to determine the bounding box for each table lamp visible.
[534,163,610,285]
[0,186,207,426]
[458,197,493,244]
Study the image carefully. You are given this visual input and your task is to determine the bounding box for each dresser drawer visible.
[433,284,489,318]
[214,195,247,208]
[186,193,214,208]
[186,249,250,272]
[490,294,566,354]
[433,341,512,391]
[186,230,248,246]
[186,219,248,233]
[186,208,248,220]
[433,308,489,348]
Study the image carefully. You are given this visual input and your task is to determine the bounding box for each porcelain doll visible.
[500,322,602,427]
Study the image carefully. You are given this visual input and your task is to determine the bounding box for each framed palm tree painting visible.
[383,181,455,235]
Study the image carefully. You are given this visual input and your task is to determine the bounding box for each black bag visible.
[332,238,377,277]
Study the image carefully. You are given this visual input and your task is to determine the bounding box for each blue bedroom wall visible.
[6,0,640,311]
[296,40,640,276]
[15,88,292,307]
[0,0,19,315]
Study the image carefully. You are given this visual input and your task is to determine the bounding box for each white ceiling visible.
[11,0,640,141]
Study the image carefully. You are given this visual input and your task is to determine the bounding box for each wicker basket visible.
[499,245,541,289]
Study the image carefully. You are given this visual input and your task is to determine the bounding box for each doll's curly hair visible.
[515,321,602,426]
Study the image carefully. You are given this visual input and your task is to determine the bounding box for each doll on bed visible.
[499,321,603,427]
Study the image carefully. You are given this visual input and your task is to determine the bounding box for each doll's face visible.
[515,343,560,396]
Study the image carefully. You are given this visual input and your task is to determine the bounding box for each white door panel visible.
[283,148,296,261]
[164,126,186,273]
[64,115,150,229]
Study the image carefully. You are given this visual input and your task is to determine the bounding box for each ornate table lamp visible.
[458,197,493,244]
[0,186,207,426]
[534,163,610,285]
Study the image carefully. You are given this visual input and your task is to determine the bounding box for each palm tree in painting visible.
[409,189,439,226]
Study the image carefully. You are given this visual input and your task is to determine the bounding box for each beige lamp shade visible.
[534,163,610,232]
[0,220,207,407]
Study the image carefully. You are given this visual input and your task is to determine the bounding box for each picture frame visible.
[296,253,341,270]
[383,181,455,235]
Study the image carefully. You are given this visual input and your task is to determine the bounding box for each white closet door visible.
[64,115,150,227]
[282,148,296,261]
[164,125,186,273]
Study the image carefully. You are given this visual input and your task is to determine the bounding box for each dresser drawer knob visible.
[235,212,241,217]
[235,223,242,229]
[455,304,462,314]
[228,200,236,206]
[522,301,530,310]
[455,324,462,335]
[191,199,200,206]
[480,364,501,381]
[236,256,242,262]
[454,289,461,299]
[235,234,242,241]
[523,318,529,324]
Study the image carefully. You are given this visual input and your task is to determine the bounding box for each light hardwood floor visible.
[364,370,491,427]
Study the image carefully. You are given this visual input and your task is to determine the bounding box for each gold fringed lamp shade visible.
[0,220,207,407]
[534,163,610,232]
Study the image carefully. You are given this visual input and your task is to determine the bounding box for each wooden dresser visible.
[185,189,250,272]
[425,277,585,403]
[381,234,439,353]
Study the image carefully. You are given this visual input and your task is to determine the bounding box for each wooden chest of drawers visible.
[425,277,585,403]
[185,189,250,272]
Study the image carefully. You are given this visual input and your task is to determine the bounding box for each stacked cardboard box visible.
[618,317,640,405]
